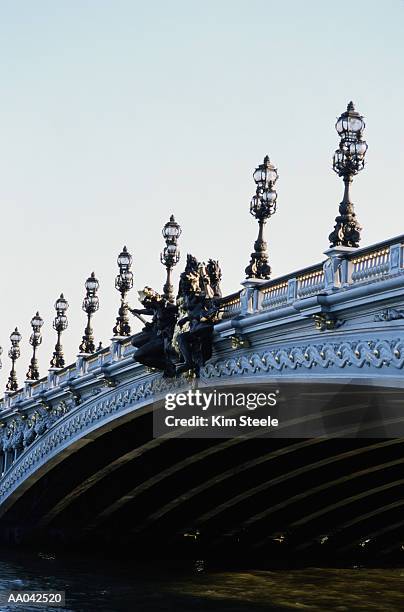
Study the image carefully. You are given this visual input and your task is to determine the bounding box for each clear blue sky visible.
[0,0,403,384]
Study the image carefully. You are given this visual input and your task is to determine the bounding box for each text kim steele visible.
[165,414,279,428]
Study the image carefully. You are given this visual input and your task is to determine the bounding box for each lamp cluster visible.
[6,328,22,392]
[26,313,44,381]
[329,101,368,248]
[79,273,100,354]
[161,215,181,302]
[50,294,69,369]
[245,155,279,280]
[112,246,134,338]
[0,102,369,393]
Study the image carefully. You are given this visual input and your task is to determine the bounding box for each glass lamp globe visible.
[31,312,44,329]
[250,194,262,216]
[55,314,68,330]
[333,148,347,173]
[31,330,42,345]
[55,294,68,312]
[336,102,365,141]
[85,272,99,293]
[121,270,133,284]
[162,215,181,240]
[167,243,178,255]
[117,246,132,268]
[261,189,277,204]
[10,328,21,344]
[253,156,278,187]
[349,140,368,158]
[84,294,99,312]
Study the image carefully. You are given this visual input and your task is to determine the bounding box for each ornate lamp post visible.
[161,215,181,302]
[113,246,133,337]
[329,101,368,248]
[26,312,44,381]
[79,272,100,354]
[245,155,278,280]
[6,328,22,392]
[50,294,69,369]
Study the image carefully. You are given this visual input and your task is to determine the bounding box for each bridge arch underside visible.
[2,382,404,566]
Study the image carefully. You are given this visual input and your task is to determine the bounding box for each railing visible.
[261,280,288,309]
[297,266,326,298]
[221,292,241,319]
[350,247,390,283]
[0,340,133,412]
[255,234,404,313]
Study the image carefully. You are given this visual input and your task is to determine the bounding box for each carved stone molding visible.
[374,308,404,322]
[203,338,404,377]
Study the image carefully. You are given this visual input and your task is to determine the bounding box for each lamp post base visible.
[245,254,271,280]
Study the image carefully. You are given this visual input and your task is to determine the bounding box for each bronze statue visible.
[174,255,223,377]
[131,256,223,378]
[130,287,177,376]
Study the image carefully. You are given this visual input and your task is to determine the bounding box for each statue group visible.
[131,255,223,377]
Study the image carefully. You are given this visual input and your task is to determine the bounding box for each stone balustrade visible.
[220,234,404,317]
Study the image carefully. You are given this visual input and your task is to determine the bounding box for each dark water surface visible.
[0,551,403,611]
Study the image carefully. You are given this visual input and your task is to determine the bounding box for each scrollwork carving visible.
[203,339,404,377]
[374,308,404,322]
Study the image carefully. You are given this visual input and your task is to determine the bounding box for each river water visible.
[0,551,403,611]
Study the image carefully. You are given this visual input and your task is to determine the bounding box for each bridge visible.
[0,230,403,563]
[0,103,404,564]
